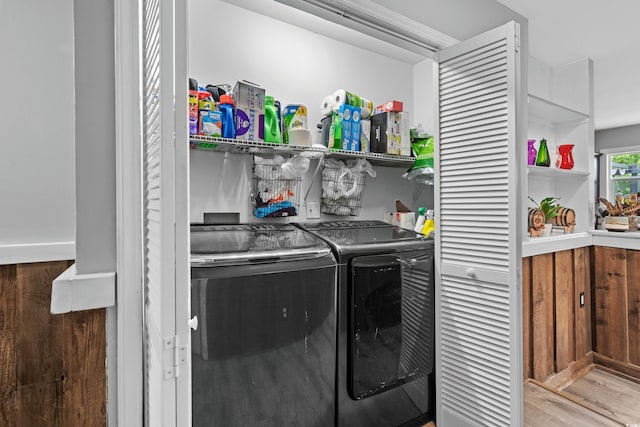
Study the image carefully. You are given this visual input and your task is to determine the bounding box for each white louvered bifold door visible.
[434,22,523,427]
[142,0,190,426]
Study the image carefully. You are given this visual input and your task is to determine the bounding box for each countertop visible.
[523,229,640,257]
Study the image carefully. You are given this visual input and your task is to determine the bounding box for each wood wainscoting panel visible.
[16,262,68,386]
[554,250,575,372]
[532,253,555,380]
[0,261,106,427]
[0,264,17,426]
[574,247,592,358]
[594,246,629,362]
[627,250,640,366]
[63,309,107,425]
[524,248,592,382]
[522,256,532,379]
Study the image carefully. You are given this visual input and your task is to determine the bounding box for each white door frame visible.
[113,0,143,424]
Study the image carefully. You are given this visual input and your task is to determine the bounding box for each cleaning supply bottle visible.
[421,209,435,237]
[219,94,235,139]
[414,207,426,232]
[264,95,281,144]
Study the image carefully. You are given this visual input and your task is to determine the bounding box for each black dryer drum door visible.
[348,250,434,400]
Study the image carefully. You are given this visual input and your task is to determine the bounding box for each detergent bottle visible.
[219,94,235,139]
[421,209,435,237]
[264,95,281,144]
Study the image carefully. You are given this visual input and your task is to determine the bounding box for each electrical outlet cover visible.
[306,202,320,219]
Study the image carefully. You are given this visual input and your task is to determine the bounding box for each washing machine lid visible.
[298,220,431,256]
[190,223,331,266]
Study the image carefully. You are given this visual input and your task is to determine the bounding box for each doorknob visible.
[188,316,198,331]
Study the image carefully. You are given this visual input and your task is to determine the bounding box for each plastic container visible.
[414,207,426,232]
[219,94,235,139]
[264,96,281,144]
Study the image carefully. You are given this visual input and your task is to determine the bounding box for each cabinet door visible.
[434,21,523,427]
[141,0,190,426]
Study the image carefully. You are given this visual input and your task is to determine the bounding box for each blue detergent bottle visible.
[264,95,281,144]
[219,94,235,139]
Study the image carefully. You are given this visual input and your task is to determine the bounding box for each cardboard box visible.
[386,212,416,230]
[360,119,371,152]
[233,80,265,141]
[370,111,410,155]
[374,100,403,114]
[329,104,361,150]
[346,106,361,151]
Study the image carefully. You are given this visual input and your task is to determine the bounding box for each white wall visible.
[73,0,116,275]
[189,0,434,223]
[0,0,76,263]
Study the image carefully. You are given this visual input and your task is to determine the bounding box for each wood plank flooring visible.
[525,367,640,426]
[563,369,640,425]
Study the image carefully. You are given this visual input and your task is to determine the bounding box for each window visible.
[606,149,640,201]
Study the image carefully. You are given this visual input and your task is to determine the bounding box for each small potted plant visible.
[528,196,561,236]
[598,197,640,231]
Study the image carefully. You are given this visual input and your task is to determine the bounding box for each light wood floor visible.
[525,367,640,426]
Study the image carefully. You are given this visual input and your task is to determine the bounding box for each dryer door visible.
[348,249,434,401]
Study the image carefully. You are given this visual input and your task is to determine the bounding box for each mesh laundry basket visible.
[321,160,368,216]
[252,161,301,218]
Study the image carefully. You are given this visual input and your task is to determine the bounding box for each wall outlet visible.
[306,202,320,219]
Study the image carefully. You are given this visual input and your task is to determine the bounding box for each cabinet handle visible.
[465,268,476,279]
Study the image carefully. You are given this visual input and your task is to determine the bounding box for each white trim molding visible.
[0,241,75,266]
[50,263,116,314]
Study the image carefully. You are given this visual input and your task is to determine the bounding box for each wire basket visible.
[252,161,301,218]
[321,162,367,216]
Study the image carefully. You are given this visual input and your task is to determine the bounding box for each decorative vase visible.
[535,138,550,167]
[527,139,537,166]
[558,144,575,170]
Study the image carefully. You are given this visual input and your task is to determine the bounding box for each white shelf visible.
[527,165,589,178]
[190,136,415,167]
[528,94,589,126]
[522,231,593,257]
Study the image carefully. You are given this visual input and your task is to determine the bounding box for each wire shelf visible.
[190,136,415,167]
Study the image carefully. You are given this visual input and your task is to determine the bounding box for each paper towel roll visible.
[331,89,372,118]
[320,95,334,116]
[287,128,311,147]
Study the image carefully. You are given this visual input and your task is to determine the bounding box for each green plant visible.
[529,196,561,223]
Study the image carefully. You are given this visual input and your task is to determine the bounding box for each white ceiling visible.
[496,0,640,130]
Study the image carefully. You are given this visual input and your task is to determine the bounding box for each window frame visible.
[602,146,640,201]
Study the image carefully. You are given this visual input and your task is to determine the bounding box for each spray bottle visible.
[414,207,426,233]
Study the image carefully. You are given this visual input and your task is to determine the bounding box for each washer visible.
[297,220,435,427]
[190,223,337,427]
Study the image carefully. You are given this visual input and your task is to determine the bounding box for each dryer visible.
[297,220,435,427]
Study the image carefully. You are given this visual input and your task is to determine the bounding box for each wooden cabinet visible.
[593,246,640,375]
[523,58,595,257]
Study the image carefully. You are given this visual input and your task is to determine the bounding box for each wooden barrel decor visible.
[528,208,545,237]
[551,207,575,233]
